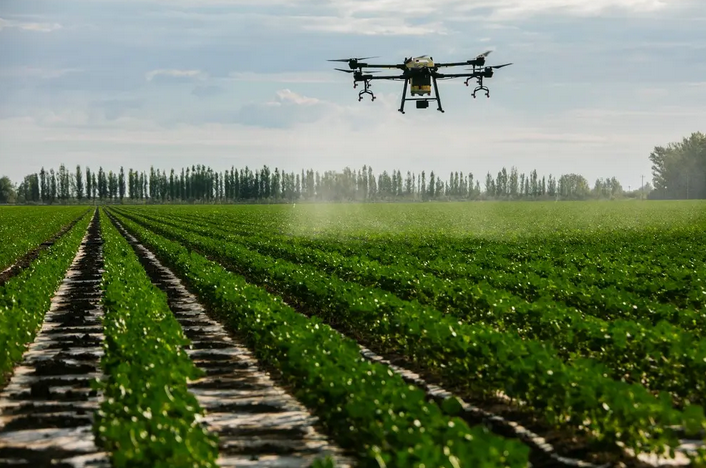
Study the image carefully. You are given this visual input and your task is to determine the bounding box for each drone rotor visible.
[327,56,379,62]
[334,68,380,73]
[327,56,380,69]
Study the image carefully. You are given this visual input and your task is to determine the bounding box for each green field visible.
[107,200,706,464]
[130,199,706,237]
[2,200,705,467]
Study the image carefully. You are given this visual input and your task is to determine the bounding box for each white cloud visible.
[0,67,83,79]
[271,89,320,105]
[0,17,63,32]
[130,0,675,16]
[299,16,448,35]
[459,0,670,19]
[235,89,339,128]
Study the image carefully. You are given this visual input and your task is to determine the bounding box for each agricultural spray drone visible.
[329,50,512,113]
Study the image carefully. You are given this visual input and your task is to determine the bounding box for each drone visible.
[328,51,512,113]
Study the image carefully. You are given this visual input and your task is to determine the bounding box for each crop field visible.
[1,201,705,468]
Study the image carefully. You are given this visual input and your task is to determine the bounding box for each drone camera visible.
[416,100,429,109]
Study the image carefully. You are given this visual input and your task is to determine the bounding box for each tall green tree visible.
[75,165,84,200]
[86,167,93,201]
[49,169,57,202]
[39,168,48,202]
[0,176,17,203]
[57,164,69,200]
[649,131,706,199]
[119,167,126,201]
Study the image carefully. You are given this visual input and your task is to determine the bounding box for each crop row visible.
[112,208,705,461]
[106,209,532,468]
[0,210,91,384]
[96,209,219,468]
[121,208,706,407]
[145,208,706,315]
[0,206,90,271]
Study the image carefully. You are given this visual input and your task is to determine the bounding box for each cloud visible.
[329,0,673,19]
[0,17,63,32]
[0,67,83,79]
[297,16,449,35]
[145,69,205,83]
[236,89,338,128]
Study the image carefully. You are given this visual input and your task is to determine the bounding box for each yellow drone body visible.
[406,56,434,95]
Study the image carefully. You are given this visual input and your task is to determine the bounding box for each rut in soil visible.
[0,209,109,468]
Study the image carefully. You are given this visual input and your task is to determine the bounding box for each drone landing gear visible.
[472,86,490,98]
[433,76,444,113]
[465,76,490,98]
[355,80,375,101]
[398,76,444,113]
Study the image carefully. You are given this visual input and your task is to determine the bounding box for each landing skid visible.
[465,76,490,98]
[355,80,376,101]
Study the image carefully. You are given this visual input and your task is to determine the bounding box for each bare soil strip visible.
[0,213,86,287]
[0,210,109,467]
[112,217,353,468]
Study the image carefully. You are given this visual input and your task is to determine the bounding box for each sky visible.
[0,0,705,190]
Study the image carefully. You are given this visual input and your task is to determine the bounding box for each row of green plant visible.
[126,209,706,407]
[95,209,220,468]
[0,206,89,271]
[0,209,91,385]
[151,208,706,315]
[107,209,531,468]
[112,208,706,462]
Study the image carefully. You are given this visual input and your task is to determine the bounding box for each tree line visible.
[1,163,633,204]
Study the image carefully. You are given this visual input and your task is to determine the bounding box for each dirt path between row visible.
[0,209,108,467]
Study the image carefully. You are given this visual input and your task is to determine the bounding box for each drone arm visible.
[434,72,482,79]
[434,61,471,68]
[358,63,405,69]
[356,74,406,81]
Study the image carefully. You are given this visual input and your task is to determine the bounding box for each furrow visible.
[0,210,109,468]
[117,225,354,468]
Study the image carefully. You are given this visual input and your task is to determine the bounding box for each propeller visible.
[334,68,380,74]
[327,56,379,62]
[476,50,493,59]
[466,63,513,71]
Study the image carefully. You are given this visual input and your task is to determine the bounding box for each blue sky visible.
[1,0,705,190]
